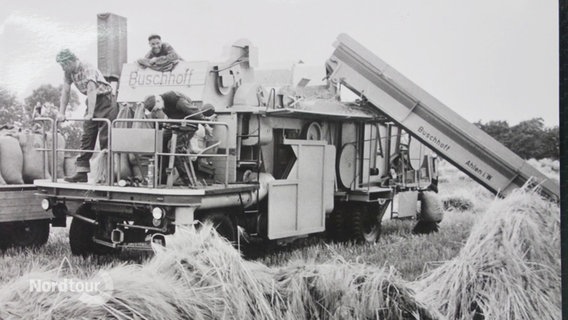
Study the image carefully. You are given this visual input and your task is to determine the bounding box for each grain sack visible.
[0,135,24,184]
[46,132,66,179]
[420,191,444,223]
[18,130,50,183]
[114,153,132,181]
[90,149,108,184]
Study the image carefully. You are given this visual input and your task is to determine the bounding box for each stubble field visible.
[0,160,560,319]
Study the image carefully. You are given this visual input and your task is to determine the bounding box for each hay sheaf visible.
[275,262,441,320]
[413,187,561,320]
[0,223,440,319]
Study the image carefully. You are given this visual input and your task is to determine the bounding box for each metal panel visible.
[328,34,559,199]
[396,191,418,219]
[0,189,53,222]
[112,128,162,153]
[117,62,209,102]
[297,144,324,232]
[268,180,299,239]
[267,140,331,239]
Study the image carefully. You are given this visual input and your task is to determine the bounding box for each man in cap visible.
[143,91,215,185]
[56,49,118,183]
[137,34,182,72]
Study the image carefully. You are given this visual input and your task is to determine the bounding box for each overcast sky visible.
[0,0,559,126]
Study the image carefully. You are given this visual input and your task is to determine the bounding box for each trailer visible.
[0,185,52,249]
[33,14,558,256]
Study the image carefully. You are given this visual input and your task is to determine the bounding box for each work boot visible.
[64,172,88,183]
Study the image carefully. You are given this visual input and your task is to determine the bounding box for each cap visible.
[56,49,77,64]
[143,95,156,111]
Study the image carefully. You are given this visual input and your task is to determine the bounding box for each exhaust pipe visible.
[111,229,124,244]
[151,233,166,246]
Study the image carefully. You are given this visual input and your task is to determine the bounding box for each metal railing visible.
[34,117,112,184]
[111,118,230,187]
[34,117,230,188]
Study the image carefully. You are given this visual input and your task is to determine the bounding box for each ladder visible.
[236,114,263,215]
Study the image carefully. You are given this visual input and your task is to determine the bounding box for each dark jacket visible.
[160,91,206,120]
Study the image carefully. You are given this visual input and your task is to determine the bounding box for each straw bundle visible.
[275,262,442,320]
[0,224,284,319]
[0,221,444,319]
[413,187,561,320]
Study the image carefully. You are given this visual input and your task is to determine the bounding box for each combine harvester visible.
[33,14,558,255]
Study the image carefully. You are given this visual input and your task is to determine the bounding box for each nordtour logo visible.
[28,258,114,306]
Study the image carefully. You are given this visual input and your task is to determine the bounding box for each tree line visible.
[0,85,82,149]
[475,118,559,160]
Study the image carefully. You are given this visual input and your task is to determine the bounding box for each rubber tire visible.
[326,207,347,242]
[202,213,237,243]
[9,219,50,248]
[69,205,113,256]
[348,204,382,243]
[0,223,11,250]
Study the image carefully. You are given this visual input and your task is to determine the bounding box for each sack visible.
[115,103,135,129]
[90,149,108,184]
[18,131,50,183]
[0,135,24,184]
[420,191,444,223]
[113,153,132,181]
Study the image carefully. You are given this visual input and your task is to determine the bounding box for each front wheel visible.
[69,204,113,256]
[201,213,237,244]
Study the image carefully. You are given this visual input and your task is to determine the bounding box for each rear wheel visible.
[347,204,382,243]
[326,206,347,242]
[69,204,113,256]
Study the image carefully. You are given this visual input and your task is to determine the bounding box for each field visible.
[0,160,560,319]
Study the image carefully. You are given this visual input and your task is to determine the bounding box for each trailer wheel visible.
[0,223,11,250]
[69,205,113,256]
[202,213,237,244]
[10,219,50,248]
[348,204,381,243]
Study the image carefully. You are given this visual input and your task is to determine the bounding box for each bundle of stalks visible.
[0,223,443,319]
[145,224,284,320]
[414,187,561,320]
[275,261,441,320]
[0,224,283,319]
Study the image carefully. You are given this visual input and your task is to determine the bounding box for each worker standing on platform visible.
[56,49,118,183]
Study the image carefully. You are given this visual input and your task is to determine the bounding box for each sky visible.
[0,0,559,126]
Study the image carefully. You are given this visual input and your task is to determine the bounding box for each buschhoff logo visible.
[128,68,194,87]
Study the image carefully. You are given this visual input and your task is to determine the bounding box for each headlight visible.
[41,199,51,210]
[152,207,164,220]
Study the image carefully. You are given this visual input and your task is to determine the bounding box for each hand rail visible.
[112,118,230,187]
